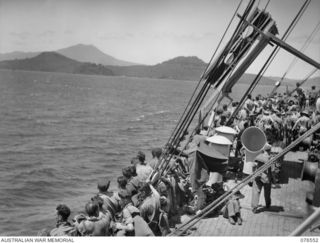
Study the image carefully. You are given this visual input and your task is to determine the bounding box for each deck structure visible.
[186,152,320,236]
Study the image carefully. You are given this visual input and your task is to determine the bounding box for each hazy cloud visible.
[10,31,31,39]
[98,31,218,42]
[98,32,135,40]
[37,30,55,38]
[150,32,218,42]
[64,30,73,35]
[12,40,25,46]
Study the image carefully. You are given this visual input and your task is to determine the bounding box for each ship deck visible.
[183,151,320,236]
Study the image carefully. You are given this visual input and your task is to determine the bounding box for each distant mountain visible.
[0,52,113,75]
[237,73,277,86]
[303,77,320,87]
[1,53,318,86]
[0,54,206,80]
[0,51,41,61]
[106,56,283,83]
[56,44,137,66]
[0,44,137,66]
[107,56,207,80]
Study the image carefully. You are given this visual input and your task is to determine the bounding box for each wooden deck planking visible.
[188,173,320,236]
[169,152,320,237]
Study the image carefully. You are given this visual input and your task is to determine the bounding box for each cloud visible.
[97,31,218,42]
[149,32,218,42]
[98,32,135,40]
[10,31,31,39]
[37,30,55,37]
[64,30,73,35]
[12,40,25,46]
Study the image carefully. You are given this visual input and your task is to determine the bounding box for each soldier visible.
[251,144,273,214]
[50,204,77,236]
[75,201,112,236]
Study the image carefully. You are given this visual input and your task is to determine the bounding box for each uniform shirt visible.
[308,89,318,102]
[254,152,272,183]
[121,206,134,225]
[50,221,76,236]
[126,176,142,196]
[136,164,153,182]
[296,87,306,97]
[148,158,160,170]
[98,192,119,218]
[238,109,247,120]
[122,204,154,236]
[139,185,161,224]
[312,112,320,124]
[293,116,311,131]
[76,213,111,236]
[257,115,274,129]
[244,98,255,114]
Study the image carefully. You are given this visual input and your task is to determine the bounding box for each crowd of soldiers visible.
[39,150,174,236]
[39,84,320,237]
[214,84,320,149]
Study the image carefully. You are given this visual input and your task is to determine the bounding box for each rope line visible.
[151,0,258,180]
[227,0,311,125]
[169,0,313,236]
[288,68,319,96]
[160,21,266,177]
[280,20,320,83]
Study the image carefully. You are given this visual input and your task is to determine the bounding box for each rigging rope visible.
[268,20,320,98]
[163,19,273,172]
[154,0,246,167]
[227,0,311,125]
[165,0,252,148]
[159,0,284,178]
[279,20,320,84]
[151,0,256,179]
[263,0,271,11]
[288,68,319,96]
[200,0,245,80]
[160,20,266,177]
[169,0,312,236]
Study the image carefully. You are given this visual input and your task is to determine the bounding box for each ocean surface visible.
[0,69,281,235]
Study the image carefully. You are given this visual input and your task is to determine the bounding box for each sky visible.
[0,0,319,79]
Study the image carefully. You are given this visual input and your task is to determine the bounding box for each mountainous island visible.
[0,44,137,66]
[0,45,210,80]
[0,44,318,87]
[0,52,113,75]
